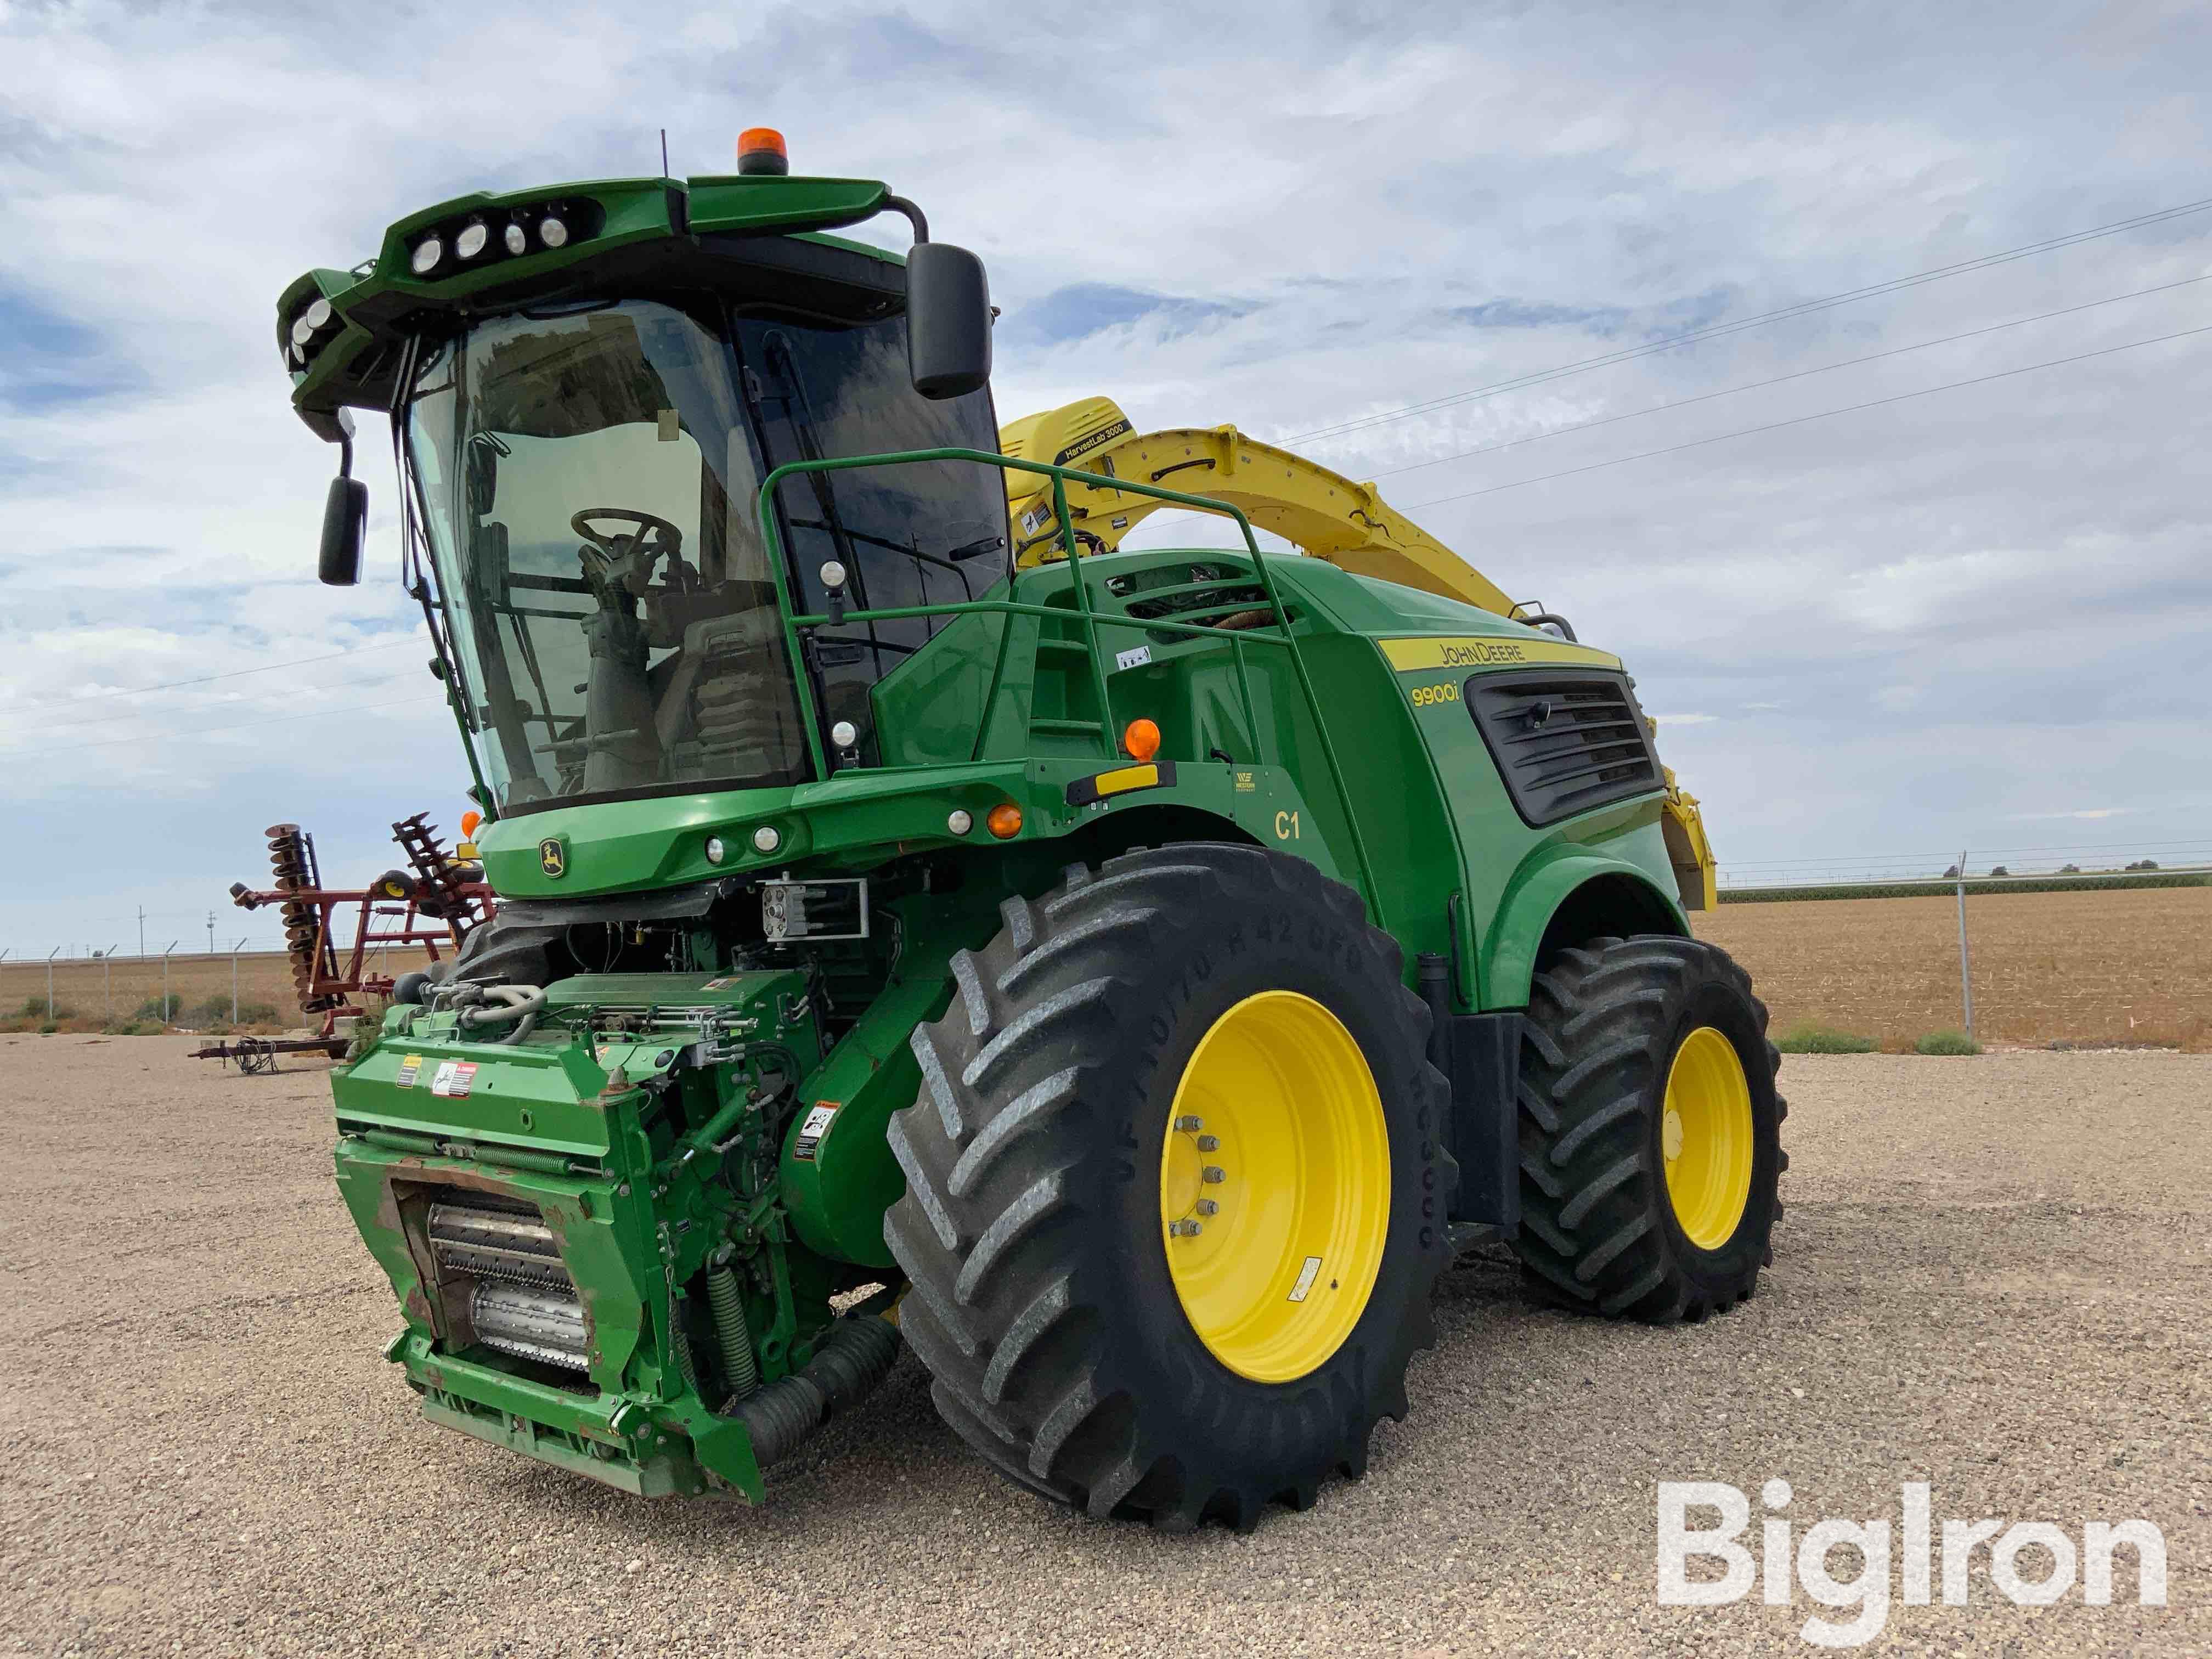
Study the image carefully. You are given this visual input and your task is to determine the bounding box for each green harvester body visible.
[279,165,1694,1502]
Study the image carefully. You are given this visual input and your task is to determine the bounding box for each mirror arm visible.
[882,194,929,245]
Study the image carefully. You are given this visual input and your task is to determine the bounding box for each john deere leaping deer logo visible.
[539,837,567,879]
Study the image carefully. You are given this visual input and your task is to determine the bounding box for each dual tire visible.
[883,846,1783,1529]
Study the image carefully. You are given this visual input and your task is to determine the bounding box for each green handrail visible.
[754,446,1379,907]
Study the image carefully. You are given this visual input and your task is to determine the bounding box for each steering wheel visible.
[571,509,690,596]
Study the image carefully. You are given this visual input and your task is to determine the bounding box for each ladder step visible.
[1030,718,1108,737]
[1035,638,1093,656]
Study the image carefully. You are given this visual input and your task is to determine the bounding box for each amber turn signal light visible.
[986,802,1024,839]
[1122,718,1161,763]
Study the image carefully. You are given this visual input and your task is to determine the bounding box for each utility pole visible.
[207,911,216,953]
[232,938,249,1025]
[1954,850,1975,1043]
[102,943,118,1015]
[46,946,60,1020]
[161,941,180,1024]
[138,906,146,960]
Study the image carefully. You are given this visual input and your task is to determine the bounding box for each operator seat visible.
[652,602,804,782]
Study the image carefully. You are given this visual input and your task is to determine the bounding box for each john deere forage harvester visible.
[276,127,1783,1529]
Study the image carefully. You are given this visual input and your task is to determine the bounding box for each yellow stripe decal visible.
[1092,763,1160,796]
[1379,635,1622,674]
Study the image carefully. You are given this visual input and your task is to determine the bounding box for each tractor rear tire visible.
[1511,934,1784,1322]
[883,844,1452,1531]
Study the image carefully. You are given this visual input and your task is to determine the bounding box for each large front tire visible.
[883,844,1451,1531]
[1513,934,1785,1322]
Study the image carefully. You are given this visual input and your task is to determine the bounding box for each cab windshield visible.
[404,294,1003,812]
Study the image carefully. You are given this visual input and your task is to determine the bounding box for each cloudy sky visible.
[3,1,2208,956]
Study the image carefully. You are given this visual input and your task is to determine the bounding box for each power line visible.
[1398,321,2212,513]
[10,695,449,757]
[1277,194,2212,448]
[1368,273,2212,483]
[1723,838,2212,870]
[0,638,419,713]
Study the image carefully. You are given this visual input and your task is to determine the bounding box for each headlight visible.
[410,235,443,275]
[752,825,781,854]
[830,720,859,750]
[504,221,528,256]
[303,298,332,331]
[538,215,568,249]
[704,836,727,865]
[455,220,489,260]
[291,314,317,348]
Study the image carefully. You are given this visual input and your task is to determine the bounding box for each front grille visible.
[427,1196,591,1372]
[1466,672,1661,827]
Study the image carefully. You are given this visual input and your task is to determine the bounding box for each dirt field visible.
[1697,885,2212,1050]
[3,1037,2204,1656]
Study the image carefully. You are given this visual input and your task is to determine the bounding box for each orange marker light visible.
[460,810,483,838]
[737,127,789,176]
[1122,718,1161,763]
[986,802,1024,839]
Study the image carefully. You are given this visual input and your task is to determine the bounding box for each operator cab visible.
[403,283,1003,812]
[292,145,1000,818]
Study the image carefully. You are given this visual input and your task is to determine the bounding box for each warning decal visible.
[430,1061,478,1099]
[395,1054,423,1088]
[793,1102,840,1161]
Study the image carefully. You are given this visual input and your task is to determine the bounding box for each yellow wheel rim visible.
[1661,1025,1754,1249]
[1159,990,1390,1384]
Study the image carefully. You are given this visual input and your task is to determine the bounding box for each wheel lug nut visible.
[1201,1166,1226,1184]
[1175,1115,1202,1132]
[1195,1199,1218,1216]
[1169,1218,1203,1237]
[1195,1135,1220,1151]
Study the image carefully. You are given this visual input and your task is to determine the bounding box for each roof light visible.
[455,219,489,260]
[504,221,528,256]
[538,214,568,249]
[737,127,788,176]
[410,235,444,275]
[303,298,332,331]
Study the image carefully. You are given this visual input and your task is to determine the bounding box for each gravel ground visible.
[3,1036,2206,1656]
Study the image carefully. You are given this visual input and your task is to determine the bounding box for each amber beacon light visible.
[737,128,789,176]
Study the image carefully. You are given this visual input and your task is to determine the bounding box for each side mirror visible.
[320,476,368,586]
[906,241,991,400]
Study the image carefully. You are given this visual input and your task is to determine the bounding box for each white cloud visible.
[3,0,2211,950]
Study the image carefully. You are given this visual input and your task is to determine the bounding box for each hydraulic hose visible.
[451,983,547,1045]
